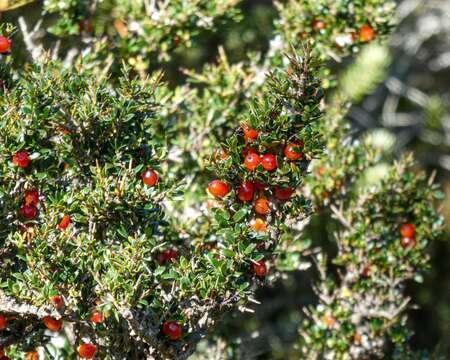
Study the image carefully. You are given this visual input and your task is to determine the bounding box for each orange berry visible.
[24,189,39,206]
[51,295,64,310]
[25,350,39,360]
[400,223,415,238]
[244,153,261,171]
[77,343,97,359]
[90,310,104,324]
[359,24,375,42]
[43,316,63,332]
[208,180,230,198]
[58,214,71,230]
[242,125,259,141]
[254,198,270,215]
[284,142,303,161]
[249,218,267,232]
[312,20,326,31]
[12,151,30,168]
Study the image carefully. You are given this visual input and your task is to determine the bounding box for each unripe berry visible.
[141,169,158,187]
[254,198,270,215]
[77,343,97,359]
[51,295,64,310]
[284,142,303,161]
[0,315,7,330]
[244,153,261,171]
[262,154,277,171]
[58,214,71,230]
[12,151,30,168]
[0,36,11,53]
[274,187,294,200]
[249,218,267,232]
[400,223,415,238]
[163,321,182,340]
[237,181,254,202]
[43,316,63,332]
[401,236,416,249]
[359,24,375,42]
[19,205,37,219]
[208,180,230,198]
[252,260,267,277]
[24,189,39,206]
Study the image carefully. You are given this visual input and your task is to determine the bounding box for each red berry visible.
[262,154,277,171]
[401,237,416,249]
[359,24,375,42]
[0,36,11,53]
[400,223,415,238]
[312,20,326,31]
[51,295,64,310]
[90,310,104,324]
[0,315,7,330]
[237,181,254,202]
[254,181,267,190]
[19,205,37,219]
[79,20,94,34]
[141,169,158,187]
[24,189,39,206]
[244,153,261,171]
[284,142,303,161]
[77,343,97,359]
[242,146,256,157]
[163,321,182,340]
[157,249,178,265]
[242,125,259,141]
[249,218,267,232]
[43,316,63,332]
[252,260,267,277]
[12,151,30,168]
[58,214,71,230]
[208,180,230,198]
[254,198,270,215]
[274,187,294,200]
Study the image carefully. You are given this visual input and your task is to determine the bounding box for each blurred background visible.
[2,0,450,358]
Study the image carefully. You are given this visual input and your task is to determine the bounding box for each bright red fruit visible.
[58,214,71,230]
[0,315,7,330]
[77,343,97,359]
[141,169,158,187]
[208,180,230,198]
[19,205,37,219]
[12,151,30,168]
[274,187,294,200]
[254,198,270,215]
[24,189,39,206]
[90,310,104,324]
[0,36,11,53]
[262,154,277,171]
[359,24,375,42]
[284,142,303,161]
[401,237,416,249]
[400,223,415,238]
[242,126,259,141]
[252,260,267,277]
[43,316,63,332]
[163,321,182,340]
[51,295,64,310]
[244,153,261,171]
[237,181,254,202]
